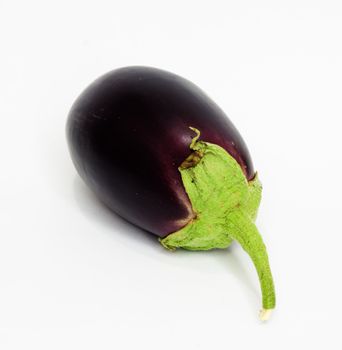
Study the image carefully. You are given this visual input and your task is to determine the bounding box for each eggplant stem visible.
[226,210,276,313]
[160,138,276,319]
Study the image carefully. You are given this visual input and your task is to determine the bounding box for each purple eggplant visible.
[66,66,276,320]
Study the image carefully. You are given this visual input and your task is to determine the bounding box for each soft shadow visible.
[211,245,259,295]
[177,246,258,292]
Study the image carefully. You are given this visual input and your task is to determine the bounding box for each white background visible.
[1,0,342,349]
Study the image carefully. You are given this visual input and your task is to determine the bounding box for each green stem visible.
[226,210,276,310]
[159,128,276,319]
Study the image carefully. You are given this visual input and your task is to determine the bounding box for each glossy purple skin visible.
[66,66,254,237]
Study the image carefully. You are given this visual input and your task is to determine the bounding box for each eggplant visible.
[66,66,275,320]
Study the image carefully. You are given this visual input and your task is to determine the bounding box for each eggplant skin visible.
[66,66,254,237]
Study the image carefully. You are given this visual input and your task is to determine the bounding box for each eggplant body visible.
[67,67,276,318]
[67,66,254,237]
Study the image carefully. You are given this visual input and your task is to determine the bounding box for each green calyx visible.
[159,128,276,317]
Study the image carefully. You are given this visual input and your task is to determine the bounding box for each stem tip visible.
[259,308,273,321]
